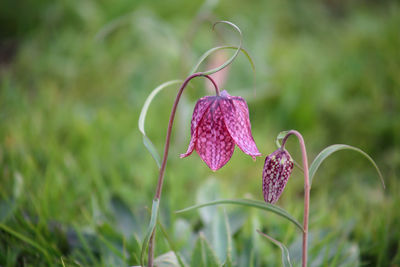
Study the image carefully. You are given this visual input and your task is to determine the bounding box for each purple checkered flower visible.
[262,148,294,204]
[181,90,261,171]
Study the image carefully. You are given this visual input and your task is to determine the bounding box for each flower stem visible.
[147,72,219,267]
[281,130,310,267]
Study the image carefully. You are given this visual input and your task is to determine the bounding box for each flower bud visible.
[262,148,294,204]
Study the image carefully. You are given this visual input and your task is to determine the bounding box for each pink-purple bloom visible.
[262,148,294,204]
[181,90,261,171]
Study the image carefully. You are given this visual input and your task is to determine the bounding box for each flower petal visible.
[181,96,215,158]
[220,92,261,159]
[190,96,216,135]
[195,101,235,171]
[180,133,197,158]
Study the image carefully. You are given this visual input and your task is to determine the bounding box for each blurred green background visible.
[1,0,399,266]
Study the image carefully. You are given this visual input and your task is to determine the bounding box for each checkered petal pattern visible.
[262,149,294,204]
[180,96,215,158]
[220,91,261,159]
[181,90,261,171]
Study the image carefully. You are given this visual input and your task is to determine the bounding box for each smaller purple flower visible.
[262,148,294,204]
[181,90,261,171]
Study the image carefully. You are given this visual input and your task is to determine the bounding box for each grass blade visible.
[73,225,98,264]
[138,80,182,168]
[140,199,160,266]
[309,144,385,188]
[257,230,292,267]
[176,199,303,232]
[0,223,51,264]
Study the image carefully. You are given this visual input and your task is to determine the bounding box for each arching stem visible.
[147,72,219,267]
[281,130,310,267]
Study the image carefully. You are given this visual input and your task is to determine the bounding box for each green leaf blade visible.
[309,144,385,188]
[223,210,233,267]
[0,223,51,264]
[138,80,182,168]
[176,199,303,232]
[191,234,221,267]
[157,220,188,267]
[257,230,292,267]
[140,199,160,266]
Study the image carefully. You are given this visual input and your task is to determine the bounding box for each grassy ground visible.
[1,0,399,266]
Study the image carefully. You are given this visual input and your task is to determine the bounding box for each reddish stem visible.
[281,130,310,267]
[147,72,219,267]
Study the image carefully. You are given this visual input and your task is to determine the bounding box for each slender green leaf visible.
[138,80,182,168]
[158,219,188,267]
[142,136,162,169]
[201,21,242,76]
[0,223,51,263]
[97,228,125,260]
[73,225,98,264]
[191,233,221,267]
[131,234,142,264]
[309,144,385,188]
[275,131,290,148]
[196,178,221,225]
[288,229,360,266]
[140,199,160,266]
[209,209,228,264]
[176,199,303,232]
[190,46,255,75]
[191,236,207,267]
[223,209,233,267]
[154,251,181,267]
[195,178,233,265]
[196,179,227,263]
[256,230,292,267]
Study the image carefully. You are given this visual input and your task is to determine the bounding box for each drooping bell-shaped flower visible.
[181,90,261,171]
[262,148,294,204]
